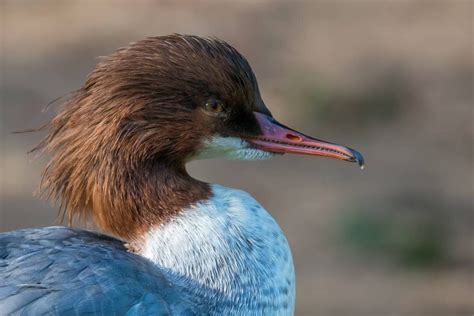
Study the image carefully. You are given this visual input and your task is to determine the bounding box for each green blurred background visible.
[0,1,472,315]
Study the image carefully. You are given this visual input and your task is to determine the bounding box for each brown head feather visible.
[33,35,269,241]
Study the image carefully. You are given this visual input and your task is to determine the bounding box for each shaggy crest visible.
[33,34,268,240]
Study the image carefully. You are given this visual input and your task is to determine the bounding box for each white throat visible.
[140,184,295,315]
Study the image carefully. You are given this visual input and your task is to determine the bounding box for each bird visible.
[0,34,364,315]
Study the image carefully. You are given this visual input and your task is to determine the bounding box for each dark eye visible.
[204,99,225,113]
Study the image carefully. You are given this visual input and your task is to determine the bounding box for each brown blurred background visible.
[1,1,473,315]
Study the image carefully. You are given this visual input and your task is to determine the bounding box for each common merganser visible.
[0,34,363,315]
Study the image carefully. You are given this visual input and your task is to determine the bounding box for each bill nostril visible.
[285,134,302,142]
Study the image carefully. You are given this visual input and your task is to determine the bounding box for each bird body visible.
[0,34,362,315]
[1,185,294,315]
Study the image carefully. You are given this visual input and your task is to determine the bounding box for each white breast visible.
[141,184,295,315]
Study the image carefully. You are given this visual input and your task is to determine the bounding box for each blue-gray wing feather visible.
[0,227,197,315]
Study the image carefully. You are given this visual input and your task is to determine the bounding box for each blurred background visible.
[1,1,472,315]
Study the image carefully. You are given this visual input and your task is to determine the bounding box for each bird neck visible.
[139,184,296,315]
[88,161,211,241]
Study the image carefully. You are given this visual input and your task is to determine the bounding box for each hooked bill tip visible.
[349,148,365,170]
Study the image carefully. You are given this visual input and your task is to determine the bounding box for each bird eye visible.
[204,99,225,113]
